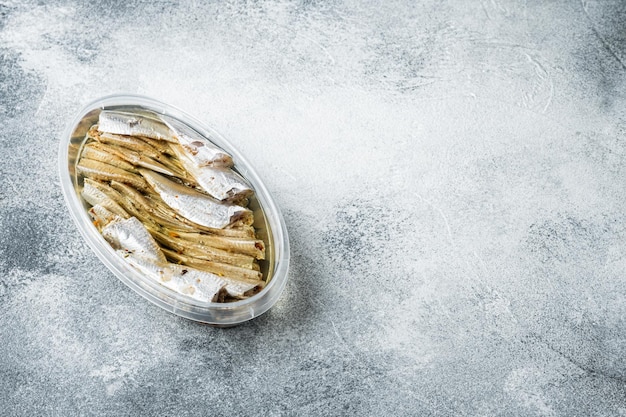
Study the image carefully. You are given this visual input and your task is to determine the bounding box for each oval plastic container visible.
[59,94,290,326]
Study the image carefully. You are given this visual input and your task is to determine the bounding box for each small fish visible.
[102,217,166,263]
[110,180,249,239]
[148,227,258,269]
[161,115,233,167]
[88,204,121,230]
[168,263,262,299]
[139,136,175,155]
[91,129,190,180]
[81,179,129,219]
[93,141,181,177]
[121,253,228,303]
[139,168,253,229]
[162,248,263,282]
[81,143,137,173]
[109,180,207,233]
[218,225,257,239]
[170,229,265,260]
[169,144,252,202]
[90,126,159,158]
[77,158,149,191]
[98,110,176,142]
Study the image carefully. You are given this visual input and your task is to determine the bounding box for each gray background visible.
[1,0,625,415]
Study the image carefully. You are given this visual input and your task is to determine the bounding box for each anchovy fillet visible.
[81,143,137,173]
[170,144,252,202]
[168,263,262,299]
[98,110,176,142]
[77,158,149,191]
[82,179,129,219]
[139,168,252,229]
[88,204,121,230]
[170,230,265,260]
[161,114,233,167]
[122,253,227,303]
[148,227,258,269]
[102,217,166,263]
[162,248,263,282]
[89,141,180,177]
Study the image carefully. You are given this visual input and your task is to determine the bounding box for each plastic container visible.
[58,94,290,326]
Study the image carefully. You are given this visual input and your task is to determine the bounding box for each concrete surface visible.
[0,0,625,415]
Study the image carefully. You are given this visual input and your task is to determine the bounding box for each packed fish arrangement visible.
[77,110,266,303]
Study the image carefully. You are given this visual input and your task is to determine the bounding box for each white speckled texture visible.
[1,1,625,415]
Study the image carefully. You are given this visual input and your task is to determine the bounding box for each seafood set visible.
[76,110,267,303]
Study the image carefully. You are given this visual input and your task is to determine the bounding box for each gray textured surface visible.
[0,0,625,415]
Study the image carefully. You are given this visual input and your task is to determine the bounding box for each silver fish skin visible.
[121,254,227,303]
[139,168,253,229]
[169,144,253,202]
[77,158,149,191]
[160,114,233,168]
[167,264,231,301]
[102,217,167,263]
[217,275,264,299]
[118,250,167,280]
[168,263,261,299]
[98,110,176,142]
[88,204,121,229]
[81,179,129,218]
